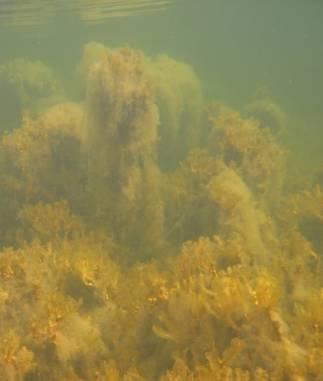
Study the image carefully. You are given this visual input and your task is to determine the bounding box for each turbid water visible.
[0,1,322,380]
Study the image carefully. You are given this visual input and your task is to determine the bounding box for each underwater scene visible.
[0,0,323,380]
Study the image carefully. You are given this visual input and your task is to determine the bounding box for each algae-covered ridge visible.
[0,42,322,381]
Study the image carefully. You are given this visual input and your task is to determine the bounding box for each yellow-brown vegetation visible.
[0,44,322,381]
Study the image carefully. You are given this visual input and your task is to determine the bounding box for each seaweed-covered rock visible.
[85,47,164,259]
[0,58,64,114]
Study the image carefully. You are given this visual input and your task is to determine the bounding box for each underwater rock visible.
[208,165,273,265]
[75,41,111,99]
[0,102,84,206]
[244,98,286,136]
[163,149,220,245]
[0,58,64,114]
[79,42,204,170]
[146,55,204,169]
[85,46,164,259]
[208,107,285,206]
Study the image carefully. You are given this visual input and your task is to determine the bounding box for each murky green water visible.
[0,1,322,380]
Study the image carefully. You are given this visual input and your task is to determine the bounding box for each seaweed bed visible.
[0,43,322,381]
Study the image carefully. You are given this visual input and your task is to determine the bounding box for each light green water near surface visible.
[2,0,322,164]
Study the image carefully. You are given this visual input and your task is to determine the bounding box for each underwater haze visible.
[0,0,323,380]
